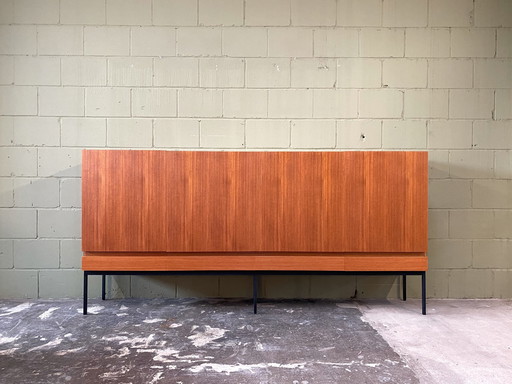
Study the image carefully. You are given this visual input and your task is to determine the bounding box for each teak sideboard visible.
[82,150,428,314]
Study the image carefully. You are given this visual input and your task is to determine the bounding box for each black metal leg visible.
[101,274,106,300]
[421,272,426,315]
[83,272,88,315]
[402,274,407,301]
[253,274,258,314]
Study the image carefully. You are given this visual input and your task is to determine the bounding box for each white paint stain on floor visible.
[188,326,227,347]
[0,303,33,317]
[188,362,306,374]
[143,318,166,324]
[0,335,19,345]
[28,337,63,352]
[39,307,59,320]
[77,305,104,314]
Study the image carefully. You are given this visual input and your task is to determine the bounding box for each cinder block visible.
[200,119,245,148]
[337,59,381,88]
[356,276,400,299]
[0,86,37,115]
[107,118,153,148]
[428,239,472,269]
[14,0,59,24]
[199,0,243,26]
[425,270,449,298]
[0,26,36,55]
[474,0,512,27]
[429,0,473,27]
[39,87,84,117]
[474,59,512,88]
[13,178,59,208]
[449,209,495,238]
[495,210,512,238]
[405,28,450,57]
[497,29,512,57]
[60,0,106,25]
[428,59,473,88]
[108,58,152,86]
[38,148,82,177]
[38,209,81,238]
[291,120,336,148]
[0,0,14,24]
[219,276,252,298]
[404,89,449,119]
[245,0,290,26]
[337,0,382,27]
[268,90,313,118]
[0,148,37,176]
[428,180,471,208]
[0,116,13,145]
[262,275,310,299]
[176,275,219,298]
[313,29,359,57]
[177,28,221,56]
[337,120,381,149]
[493,270,512,299]
[291,58,336,88]
[14,57,59,86]
[62,57,106,87]
[40,270,101,298]
[60,239,81,269]
[313,89,358,118]
[473,240,512,268]
[154,119,200,148]
[383,0,428,27]
[246,58,290,88]
[153,0,197,26]
[359,89,403,118]
[0,240,13,268]
[473,179,512,209]
[448,269,493,299]
[223,89,267,118]
[0,179,13,208]
[200,58,244,87]
[246,120,290,148]
[383,59,427,88]
[449,90,494,119]
[268,28,313,57]
[222,28,267,57]
[360,29,404,57]
[0,56,13,85]
[178,89,222,117]
[38,26,83,55]
[85,88,130,117]
[428,150,450,179]
[291,0,336,26]
[428,120,472,149]
[130,275,175,298]
[154,58,199,87]
[14,240,59,269]
[451,28,496,58]
[61,118,106,147]
[449,150,494,179]
[13,117,60,146]
[382,120,427,149]
[131,27,176,56]
[132,88,177,117]
[473,121,512,150]
[60,178,81,208]
[428,209,449,239]
[0,270,38,298]
[0,209,36,238]
[84,27,130,56]
[495,150,511,179]
[106,0,152,25]
[310,276,356,299]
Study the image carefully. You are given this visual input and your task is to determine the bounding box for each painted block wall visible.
[0,0,511,300]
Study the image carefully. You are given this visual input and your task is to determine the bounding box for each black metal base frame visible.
[83,271,427,316]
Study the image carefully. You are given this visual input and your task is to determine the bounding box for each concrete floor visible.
[0,298,511,383]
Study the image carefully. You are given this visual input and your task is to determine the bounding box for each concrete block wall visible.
[0,0,511,300]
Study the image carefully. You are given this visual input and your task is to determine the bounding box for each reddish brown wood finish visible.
[82,150,428,271]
